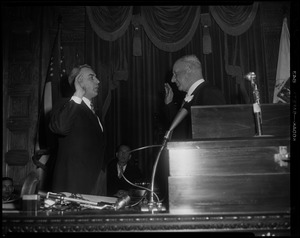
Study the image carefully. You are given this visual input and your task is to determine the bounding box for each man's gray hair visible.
[178,55,202,70]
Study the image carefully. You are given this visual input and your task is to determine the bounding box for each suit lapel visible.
[81,102,104,136]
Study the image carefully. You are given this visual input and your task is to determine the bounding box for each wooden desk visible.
[161,103,292,236]
[191,104,290,139]
[167,137,290,215]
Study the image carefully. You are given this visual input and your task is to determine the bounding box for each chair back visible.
[20,171,39,196]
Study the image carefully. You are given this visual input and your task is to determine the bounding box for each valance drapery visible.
[209,2,259,36]
[86,6,201,52]
[86,6,133,41]
[140,6,201,52]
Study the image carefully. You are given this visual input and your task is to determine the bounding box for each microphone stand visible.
[147,131,170,211]
[245,72,263,136]
[147,108,188,212]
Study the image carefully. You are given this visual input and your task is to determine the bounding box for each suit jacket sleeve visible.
[49,98,81,135]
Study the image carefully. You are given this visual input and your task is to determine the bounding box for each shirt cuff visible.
[71,96,82,104]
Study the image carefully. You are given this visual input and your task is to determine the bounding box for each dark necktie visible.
[90,102,95,114]
[90,102,103,131]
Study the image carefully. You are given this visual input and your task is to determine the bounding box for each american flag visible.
[273,17,290,103]
[36,19,66,152]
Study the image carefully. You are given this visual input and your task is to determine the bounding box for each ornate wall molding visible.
[3,213,290,235]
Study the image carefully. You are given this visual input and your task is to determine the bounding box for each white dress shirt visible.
[186,79,205,97]
[117,163,127,178]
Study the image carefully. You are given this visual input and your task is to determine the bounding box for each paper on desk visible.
[61,192,117,204]
[2,199,20,211]
[2,202,18,210]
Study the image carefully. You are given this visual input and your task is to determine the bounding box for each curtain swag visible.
[86,6,201,52]
[209,2,259,36]
[86,6,133,41]
[140,6,201,52]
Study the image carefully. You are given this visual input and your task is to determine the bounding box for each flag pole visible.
[32,15,63,169]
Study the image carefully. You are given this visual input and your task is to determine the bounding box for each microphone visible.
[164,108,188,140]
[244,72,256,85]
[168,107,189,132]
[244,71,263,136]
[113,195,131,210]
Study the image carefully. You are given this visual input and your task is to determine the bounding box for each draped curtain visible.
[210,3,260,104]
[140,6,201,52]
[86,6,133,41]
[85,4,266,179]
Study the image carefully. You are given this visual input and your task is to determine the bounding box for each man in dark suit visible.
[164,54,226,140]
[106,144,143,197]
[49,64,106,195]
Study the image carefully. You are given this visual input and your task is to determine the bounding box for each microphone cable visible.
[128,144,162,153]
[121,172,160,203]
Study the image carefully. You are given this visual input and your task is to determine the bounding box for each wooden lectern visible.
[167,104,290,217]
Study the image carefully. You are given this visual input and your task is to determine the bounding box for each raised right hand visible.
[164,83,173,104]
[73,73,85,98]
